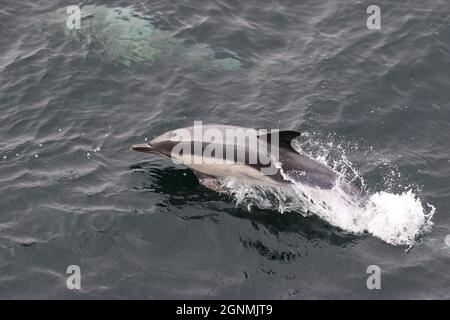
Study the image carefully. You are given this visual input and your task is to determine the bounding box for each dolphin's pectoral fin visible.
[257,130,301,152]
[192,171,228,194]
[192,171,214,180]
[199,179,229,193]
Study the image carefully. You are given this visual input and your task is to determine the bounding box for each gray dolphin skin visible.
[132,124,361,196]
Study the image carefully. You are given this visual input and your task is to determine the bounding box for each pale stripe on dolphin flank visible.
[172,154,284,187]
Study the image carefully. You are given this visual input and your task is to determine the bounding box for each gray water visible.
[0,0,450,299]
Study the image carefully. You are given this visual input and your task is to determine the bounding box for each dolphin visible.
[45,5,241,69]
[132,124,362,196]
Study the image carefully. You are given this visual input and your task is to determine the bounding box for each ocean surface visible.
[0,0,449,299]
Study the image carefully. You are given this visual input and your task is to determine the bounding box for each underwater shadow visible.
[129,162,223,203]
[129,162,363,247]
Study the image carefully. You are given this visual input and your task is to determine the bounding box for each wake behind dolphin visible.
[132,123,435,246]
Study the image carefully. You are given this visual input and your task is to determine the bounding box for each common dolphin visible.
[132,124,361,196]
[46,5,241,69]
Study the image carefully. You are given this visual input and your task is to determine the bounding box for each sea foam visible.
[220,133,435,246]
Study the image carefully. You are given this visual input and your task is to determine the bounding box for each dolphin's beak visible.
[131,143,154,153]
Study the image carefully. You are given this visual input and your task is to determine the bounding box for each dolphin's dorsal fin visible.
[257,130,301,152]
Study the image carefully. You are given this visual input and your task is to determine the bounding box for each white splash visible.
[364,191,435,245]
[219,132,435,247]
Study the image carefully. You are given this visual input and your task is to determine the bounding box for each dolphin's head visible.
[131,128,196,156]
[131,129,181,155]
